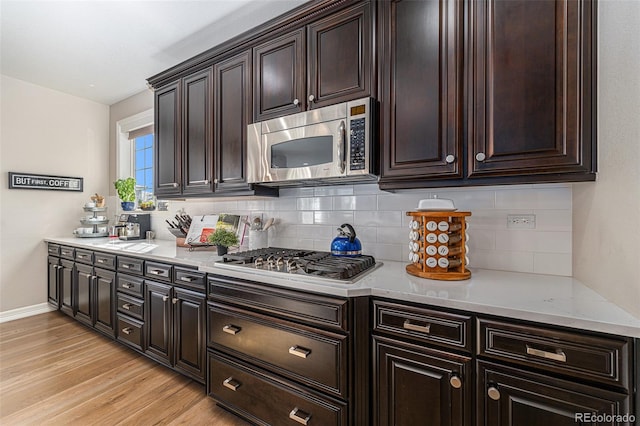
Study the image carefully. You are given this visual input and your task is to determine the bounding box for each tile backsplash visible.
[148,183,572,276]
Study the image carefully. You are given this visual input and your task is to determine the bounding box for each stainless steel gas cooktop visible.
[215,247,380,284]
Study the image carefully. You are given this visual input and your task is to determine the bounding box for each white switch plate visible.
[507,214,536,229]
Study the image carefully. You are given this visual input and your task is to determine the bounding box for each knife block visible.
[406,211,471,281]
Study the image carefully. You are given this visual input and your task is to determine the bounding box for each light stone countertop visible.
[45,237,640,338]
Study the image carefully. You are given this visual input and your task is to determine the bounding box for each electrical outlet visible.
[507,214,536,229]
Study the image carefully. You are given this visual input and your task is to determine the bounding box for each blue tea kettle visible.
[331,224,362,257]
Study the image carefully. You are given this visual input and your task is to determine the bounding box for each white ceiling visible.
[0,0,306,105]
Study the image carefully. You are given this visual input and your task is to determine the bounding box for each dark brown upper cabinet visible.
[379,0,464,183]
[253,1,372,121]
[154,69,214,198]
[253,30,304,122]
[214,51,252,193]
[468,0,596,179]
[154,82,182,197]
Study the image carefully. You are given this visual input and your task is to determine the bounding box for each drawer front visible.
[60,246,75,260]
[478,318,632,390]
[145,261,173,282]
[208,351,348,426]
[116,293,144,320]
[208,275,349,332]
[117,256,144,275]
[47,243,60,256]
[208,304,348,398]
[74,248,94,265]
[174,266,205,291]
[117,274,144,298]
[94,252,116,270]
[117,314,144,351]
[373,300,472,353]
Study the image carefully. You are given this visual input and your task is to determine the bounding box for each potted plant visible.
[207,228,239,256]
[114,178,136,211]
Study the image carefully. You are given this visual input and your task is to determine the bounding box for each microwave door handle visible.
[338,120,346,174]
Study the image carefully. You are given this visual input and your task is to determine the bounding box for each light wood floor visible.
[0,311,250,425]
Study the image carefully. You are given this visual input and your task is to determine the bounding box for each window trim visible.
[116,109,153,180]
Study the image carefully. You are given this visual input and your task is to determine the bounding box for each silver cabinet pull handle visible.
[445,154,455,164]
[289,407,311,425]
[476,152,486,162]
[172,182,179,188]
[487,386,501,401]
[149,269,164,275]
[121,327,133,335]
[288,346,311,359]
[293,98,300,106]
[172,298,179,304]
[403,319,431,333]
[97,259,106,264]
[122,282,133,289]
[222,325,241,335]
[179,276,195,282]
[308,94,315,103]
[122,303,132,310]
[162,295,169,302]
[121,264,131,269]
[223,377,240,391]
[526,345,567,362]
[449,375,462,389]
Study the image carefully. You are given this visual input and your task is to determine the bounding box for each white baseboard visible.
[0,303,56,323]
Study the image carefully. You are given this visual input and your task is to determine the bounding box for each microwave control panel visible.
[349,118,366,171]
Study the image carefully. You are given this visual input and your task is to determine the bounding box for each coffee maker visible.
[116,213,151,240]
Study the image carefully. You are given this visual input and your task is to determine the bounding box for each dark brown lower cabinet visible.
[145,281,206,383]
[476,361,632,426]
[75,263,93,326]
[59,259,74,317]
[208,350,348,426]
[74,264,116,337]
[374,336,472,426]
[47,255,61,308]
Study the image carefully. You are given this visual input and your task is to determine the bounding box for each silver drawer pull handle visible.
[122,303,132,310]
[288,346,311,359]
[172,298,179,304]
[223,377,240,391]
[122,283,133,289]
[121,327,133,335]
[121,264,131,269]
[162,295,169,302]
[149,269,164,275]
[403,319,431,333]
[97,259,106,264]
[526,345,567,362]
[289,407,311,425]
[179,276,196,282]
[223,325,241,335]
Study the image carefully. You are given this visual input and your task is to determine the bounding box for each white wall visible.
[0,75,109,312]
[573,1,640,318]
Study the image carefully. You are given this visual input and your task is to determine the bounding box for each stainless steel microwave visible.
[247,97,378,186]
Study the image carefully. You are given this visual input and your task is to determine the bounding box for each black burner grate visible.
[222,247,376,280]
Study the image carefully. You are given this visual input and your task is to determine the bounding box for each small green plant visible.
[207,228,239,247]
[114,178,136,202]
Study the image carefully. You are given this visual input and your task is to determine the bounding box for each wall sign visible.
[8,172,84,192]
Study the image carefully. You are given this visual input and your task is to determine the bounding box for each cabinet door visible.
[60,259,74,317]
[253,29,305,121]
[307,2,372,108]
[380,0,463,181]
[374,337,472,426]
[75,263,93,326]
[182,68,214,195]
[47,256,60,308]
[154,82,182,196]
[145,281,172,365]
[477,361,631,426]
[173,288,206,383]
[214,51,252,192]
[94,268,116,338]
[469,0,595,178]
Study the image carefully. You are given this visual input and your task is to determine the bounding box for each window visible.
[132,131,154,197]
[116,109,154,197]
